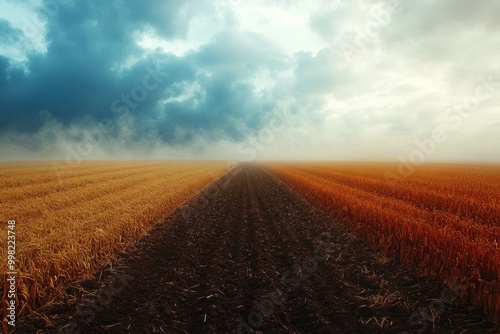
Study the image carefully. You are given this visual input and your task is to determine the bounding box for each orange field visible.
[262,162,500,324]
[0,161,232,323]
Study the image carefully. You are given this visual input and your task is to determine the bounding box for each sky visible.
[0,0,499,162]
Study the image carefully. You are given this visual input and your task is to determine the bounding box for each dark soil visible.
[16,164,499,333]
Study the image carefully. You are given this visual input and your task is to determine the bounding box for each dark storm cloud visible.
[124,1,212,39]
[0,20,25,100]
[0,0,286,144]
[151,30,286,143]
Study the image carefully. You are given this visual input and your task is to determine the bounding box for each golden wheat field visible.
[262,162,500,324]
[0,160,232,321]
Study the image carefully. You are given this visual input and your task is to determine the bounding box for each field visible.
[9,163,498,333]
[262,162,500,325]
[2,162,500,333]
[0,160,232,327]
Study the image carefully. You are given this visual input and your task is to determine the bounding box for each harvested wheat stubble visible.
[0,160,233,329]
[262,162,500,325]
[16,164,499,333]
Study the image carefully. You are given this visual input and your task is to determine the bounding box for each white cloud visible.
[1,0,500,162]
[218,0,327,55]
[0,0,47,63]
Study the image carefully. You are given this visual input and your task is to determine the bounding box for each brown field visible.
[0,160,232,325]
[261,162,500,325]
[15,164,499,333]
[3,162,500,333]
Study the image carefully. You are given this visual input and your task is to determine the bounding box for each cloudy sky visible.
[0,0,499,161]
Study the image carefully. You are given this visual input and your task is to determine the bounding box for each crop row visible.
[0,161,231,325]
[263,163,500,324]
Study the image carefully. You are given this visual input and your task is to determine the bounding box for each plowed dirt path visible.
[18,165,498,333]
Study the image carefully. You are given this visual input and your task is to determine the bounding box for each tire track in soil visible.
[17,164,500,334]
